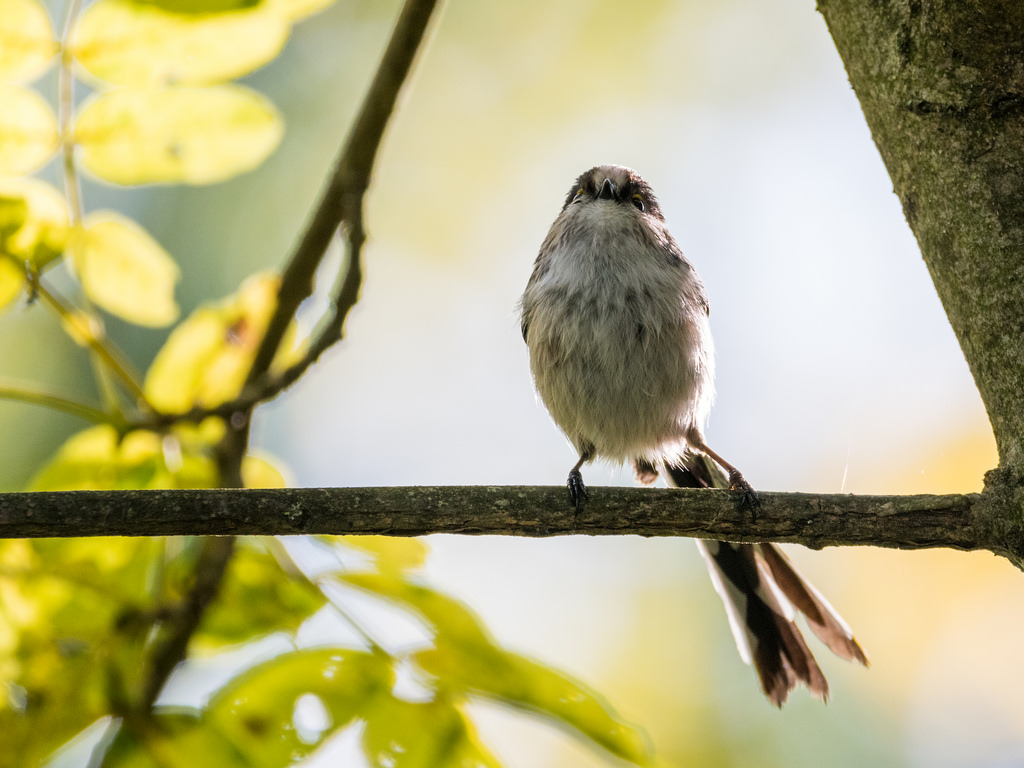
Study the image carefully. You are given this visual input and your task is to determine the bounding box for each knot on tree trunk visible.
[980,466,1024,569]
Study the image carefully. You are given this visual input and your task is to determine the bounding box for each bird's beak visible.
[599,178,616,200]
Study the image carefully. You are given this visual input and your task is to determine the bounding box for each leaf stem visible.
[33,278,152,409]
[0,381,113,424]
[59,0,84,232]
[58,0,124,411]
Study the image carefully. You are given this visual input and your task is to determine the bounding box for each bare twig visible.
[245,0,439,386]
[207,0,439,483]
[138,537,236,711]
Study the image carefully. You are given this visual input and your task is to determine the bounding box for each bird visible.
[519,164,867,705]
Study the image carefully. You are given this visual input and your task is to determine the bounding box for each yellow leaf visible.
[242,453,287,488]
[0,83,59,176]
[118,429,164,462]
[73,85,284,185]
[137,0,261,11]
[29,424,124,490]
[271,0,337,21]
[338,537,429,575]
[77,212,180,327]
[72,0,290,87]
[0,180,66,311]
[0,0,58,82]
[0,177,69,268]
[145,273,280,413]
[146,315,230,413]
[29,424,220,490]
[0,255,24,311]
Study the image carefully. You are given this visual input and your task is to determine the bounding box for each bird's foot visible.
[568,468,589,511]
[728,469,760,517]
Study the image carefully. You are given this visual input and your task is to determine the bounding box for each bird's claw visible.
[568,468,589,511]
[728,469,760,517]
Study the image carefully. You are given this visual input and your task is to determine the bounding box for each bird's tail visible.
[663,455,868,706]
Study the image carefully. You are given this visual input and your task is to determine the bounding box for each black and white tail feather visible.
[662,453,869,706]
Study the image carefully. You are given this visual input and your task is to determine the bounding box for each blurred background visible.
[5,0,1024,766]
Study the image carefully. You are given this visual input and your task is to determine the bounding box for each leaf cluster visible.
[0,534,650,767]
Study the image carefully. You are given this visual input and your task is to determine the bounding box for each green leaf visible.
[0,178,69,271]
[195,540,325,648]
[336,571,498,653]
[414,648,652,767]
[206,648,393,764]
[0,83,59,175]
[71,0,290,86]
[76,212,180,327]
[0,0,58,82]
[362,695,503,768]
[101,710,249,768]
[0,254,23,310]
[0,192,28,311]
[0,192,28,239]
[74,85,283,185]
[337,572,651,766]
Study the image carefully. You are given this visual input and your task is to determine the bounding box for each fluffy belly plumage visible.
[528,293,705,462]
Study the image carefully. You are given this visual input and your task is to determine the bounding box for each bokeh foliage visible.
[0,1,651,765]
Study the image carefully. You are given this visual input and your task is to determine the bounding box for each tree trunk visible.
[818,0,1024,468]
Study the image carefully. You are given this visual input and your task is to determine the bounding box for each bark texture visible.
[3,485,1019,565]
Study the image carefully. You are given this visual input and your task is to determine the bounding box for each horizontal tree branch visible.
[2,484,1020,567]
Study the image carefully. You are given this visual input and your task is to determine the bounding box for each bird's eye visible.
[631,194,645,212]
[572,187,584,203]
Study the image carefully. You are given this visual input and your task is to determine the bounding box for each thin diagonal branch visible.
[138,537,236,711]
[246,0,439,386]
[212,0,438,488]
[205,0,438,485]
